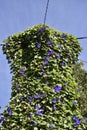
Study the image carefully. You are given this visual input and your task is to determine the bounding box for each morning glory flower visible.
[42,71,46,75]
[34,94,39,99]
[20,67,26,76]
[64,82,68,86]
[52,98,57,103]
[36,43,41,48]
[0,116,6,122]
[40,27,45,33]
[29,113,33,118]
[82,118,86,123]
[40,93,45,97]
[57,53,61,59]
[62,33,67,37]
[35,105,41,110]
[73,101,77,105]
[73,116,80,126]
[30,121,37,126]
[53,105,57,110]
[47,40,51,46]
[50,124,55,128]
[61,61,65,66]
[36,111,43,116]
[43,58,48,64]
[7,107,12,116]
[27,97,32,102]
[47,50,54,56]
[54,86,62,92]
[46,81,49,85]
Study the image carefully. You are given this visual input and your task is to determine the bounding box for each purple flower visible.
[30,121,37,126]
[73,101,77,105]
[50,124,55,128]
[7,107,12,116]
[53,105,57,110]
[66,50,69,53]
[59,45,62,49]
[42,71,46,75]
[40,27,45,33]
[52,98,57,103]
[73,42,76,44]
[36,43,41,49]
[34,94,39,99]
[61,61,65,66]
[46,81,49,85]
[82,118,86,123]
[29,113,33,118]
[54,86,62,92]
[43,58,48,64]
[64,82,68,86]
[57,54,61,59]
[36,111,43,116]
[20,67,26,76]
[73,116,80,126]
[27,97,32,102]
[62,33,67,37]
[40,93,45,97]
[47,40,51,46]
[47,50,54,56]
[0,116,6,122]
[20,96,24,100]
[35,105,41,110]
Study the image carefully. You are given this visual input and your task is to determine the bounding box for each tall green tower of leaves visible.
[0,25,86,129]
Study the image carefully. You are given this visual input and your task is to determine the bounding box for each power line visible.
[77,37,87,39]
[44,0,50,25]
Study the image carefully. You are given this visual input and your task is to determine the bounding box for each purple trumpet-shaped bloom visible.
[27,97,32,102]
[53,105,57,110]
[54,86,62,93]
[50,124,55,128]
[30,121,37,126]
[40,93,45,97]
[57,54,61,59]
[0,116,6,122]
[34,94,39,99]
[36,43,41,49]
[47,50,54,56]
[47,40,51,46]
[36,111,43,116]
[29,113,33,118]
[35,105,41,110]
[73,116,80,126]
[20,67,26,76]
[7,107,12,116]
[43,58,48,64]
[62,33,67,37]
[52,98,57,103]
[39,27,45,33]
[73,101,77,105]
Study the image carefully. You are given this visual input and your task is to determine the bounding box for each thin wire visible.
[44,0,50,25]
[77,37,87,39]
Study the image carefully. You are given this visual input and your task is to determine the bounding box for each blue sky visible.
[0,0,87,112]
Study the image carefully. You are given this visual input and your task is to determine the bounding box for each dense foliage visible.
[73,62,87,120]
[0,25,86,129]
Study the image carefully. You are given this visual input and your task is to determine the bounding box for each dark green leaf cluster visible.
[0,25,86,129]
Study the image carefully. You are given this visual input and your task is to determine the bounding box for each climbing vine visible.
[0,25,86,129]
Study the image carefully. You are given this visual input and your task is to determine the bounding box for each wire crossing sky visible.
[0,0,87,113]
